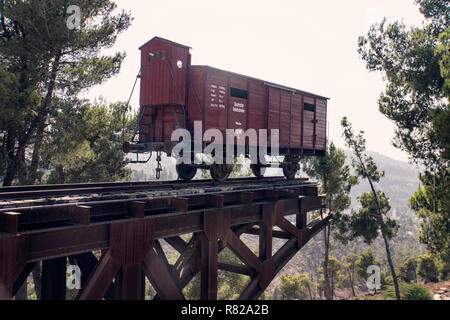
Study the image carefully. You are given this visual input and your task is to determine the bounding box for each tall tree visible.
[398,257,418,283]
[357,0,449,279]
[340,117,401,300]
[338,253,360,297]
[0,0,132,186]
[41,100,137,183]
[417,253,439,283]
[356,249,381,294]
[279,274,315,300]
[317,256,341,300]
[301,142,355,300]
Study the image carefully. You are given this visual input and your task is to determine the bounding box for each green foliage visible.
[358,1,449,281]
[357,19,446,170]
[417,254,439,283]
[302,142,355,215]
[336,191,399,244]
[41,100,136,183]
[317,256,342,298]
[341,117,401,299]
[409,167,450,276]
[415,0,450,35]
[383,282,432,300]
[356,249,380,281]
[0,0,132,185]
[435,29,450,98]
[398,257,418,283]
[337,253,360,296]
[183,273,201,300]
[218,248,249,300]
[302,142,355,299]
[279,274,315,300]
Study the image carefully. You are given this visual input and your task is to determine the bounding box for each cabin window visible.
[230,88,248,100]
[304,103,315,112]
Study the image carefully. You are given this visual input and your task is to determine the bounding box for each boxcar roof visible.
[192,65,330,100]
[139,36,192,50]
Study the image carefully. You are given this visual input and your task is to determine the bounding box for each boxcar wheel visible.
[251,164,266,179]
[176,163,197,181]
[282,156,299,180]
[210,164,232,182]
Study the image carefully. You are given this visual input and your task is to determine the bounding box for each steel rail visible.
[0,177,308,207]
[0,177,296,201]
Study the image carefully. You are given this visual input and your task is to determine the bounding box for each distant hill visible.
[343,150,421,214]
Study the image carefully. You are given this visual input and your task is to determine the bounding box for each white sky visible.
[85,0,425,162]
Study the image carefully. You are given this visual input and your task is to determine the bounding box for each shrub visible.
[383,282,432,300]
[417,254,439,283]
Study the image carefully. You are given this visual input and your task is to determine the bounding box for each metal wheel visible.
[282,155,299,180]
[251,164,266,179]
[210,164,233,182]
[176,163,197,181]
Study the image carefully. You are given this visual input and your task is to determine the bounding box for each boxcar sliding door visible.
[303,96,316,150]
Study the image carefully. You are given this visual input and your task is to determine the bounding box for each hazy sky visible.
[85,0,425,162]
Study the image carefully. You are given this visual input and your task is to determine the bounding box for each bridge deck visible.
[0,179,331,300]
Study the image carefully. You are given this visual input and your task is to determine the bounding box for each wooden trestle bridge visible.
[0,177,331,300]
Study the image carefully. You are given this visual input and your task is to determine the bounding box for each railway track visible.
[0,177,317,211]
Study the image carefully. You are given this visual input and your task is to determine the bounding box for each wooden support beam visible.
[41,257,67,300]
[272,238,299,273]
[12,262,36,298]
[70,252,120,299]
[78,250,121,300]
[238,278,260,300]
[278,218,300,239]
[200,210,220,300]
[225,230,261,272]
[200,233,218,300]
[165,236,188,253]
[142,248,184,300]
[207,194,224,209]
[304,186,319,197]
[0,236,27,300]
[174,234,200,271]
[245,227,291,239]
[119,264,144,300]
[259,203,274,261]
[70,206,91,225]
[129,201,146,219]
[154,240,167,262]
[218,262,253,276]
[239,192,254,205]
[263,190,279,201]
[169,197,189,212]
[279,187,303,199]
[0,212,20,234]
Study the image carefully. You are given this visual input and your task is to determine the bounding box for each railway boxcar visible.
[124,37,329,181]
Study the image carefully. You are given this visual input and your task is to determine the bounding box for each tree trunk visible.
[57,165,65,184]
[367,178,401,300]
[348,269,356,296]
[323,225,332,300]
[3,161,17,186]
[27,53,61,184]
[354,151,402,301]
[27,122,46,184]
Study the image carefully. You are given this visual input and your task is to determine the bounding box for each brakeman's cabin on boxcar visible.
[123,37,329,182]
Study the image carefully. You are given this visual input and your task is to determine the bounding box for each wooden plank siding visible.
[138,37,328,154]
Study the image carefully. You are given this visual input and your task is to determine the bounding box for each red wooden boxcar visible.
[124,37,329,181]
